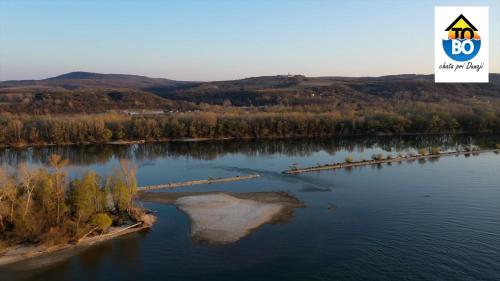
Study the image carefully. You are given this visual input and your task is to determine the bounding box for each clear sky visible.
[0,0,498,81]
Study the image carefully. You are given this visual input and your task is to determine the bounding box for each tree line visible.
[0,155,140,247]
[0,109,499,146]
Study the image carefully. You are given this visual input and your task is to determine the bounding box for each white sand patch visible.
[176,193,284,244]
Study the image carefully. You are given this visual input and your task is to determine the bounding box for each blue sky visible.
[0,0,498,81]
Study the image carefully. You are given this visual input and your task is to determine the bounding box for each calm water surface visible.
[1,135,499,281]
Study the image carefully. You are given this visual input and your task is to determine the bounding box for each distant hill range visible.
[1,71,499,114]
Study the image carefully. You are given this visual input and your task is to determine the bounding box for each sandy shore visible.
[139,191,304,244]
[0,217,155,267]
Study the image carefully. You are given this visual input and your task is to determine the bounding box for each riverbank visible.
[0,131,488,150]
[139,191,304,244]
[0,215,156,267]
[283,149,500,174]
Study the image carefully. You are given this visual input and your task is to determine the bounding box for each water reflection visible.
[78,243,114,274]
[0,231,146,281]
[1,135,498,167]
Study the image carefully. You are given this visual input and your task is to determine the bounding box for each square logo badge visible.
[435,7,489,83]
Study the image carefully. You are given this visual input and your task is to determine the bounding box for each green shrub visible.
[92,213,112,233]
[418,148,427,155]
[344,156,354,163]
[430,147,440,155]
[371,153,385,160]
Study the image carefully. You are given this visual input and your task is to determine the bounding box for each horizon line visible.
[0,71,446,83]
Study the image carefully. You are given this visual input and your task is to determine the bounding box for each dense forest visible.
[0,106,499,147]
[0,72,499,146]
[0,155,142,247]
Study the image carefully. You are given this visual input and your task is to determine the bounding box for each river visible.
[1,135,500,281]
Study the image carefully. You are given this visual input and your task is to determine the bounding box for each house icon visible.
[445,14,477,31]
[445,14,479,40]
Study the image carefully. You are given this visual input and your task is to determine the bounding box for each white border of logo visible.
[434,7,489,83]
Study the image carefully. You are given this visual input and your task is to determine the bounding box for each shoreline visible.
[0,221,154,267]
[0,131,492,150]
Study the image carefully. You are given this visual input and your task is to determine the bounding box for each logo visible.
[442,14,480,61]
[434,7,489,83]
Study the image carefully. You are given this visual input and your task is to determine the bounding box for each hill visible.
[0,72,500,145]
[0,72,195,114]
[1,72,500,114]
[152,74,500,106]
[0,71,193,90]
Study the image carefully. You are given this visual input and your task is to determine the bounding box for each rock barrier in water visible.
[283,149,500,174]
[138,174,260,191]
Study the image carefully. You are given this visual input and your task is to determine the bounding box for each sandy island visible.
[0,191,303,266]
[139,191,304,244]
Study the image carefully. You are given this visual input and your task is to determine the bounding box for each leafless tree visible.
[18,163,36,220]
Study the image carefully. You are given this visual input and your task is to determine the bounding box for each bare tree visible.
[18,163,36,220]
[48,154,69,224]
[0,168,8,231]
[119,159,137,214]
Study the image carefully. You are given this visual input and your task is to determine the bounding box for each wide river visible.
[1,135,500,281]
